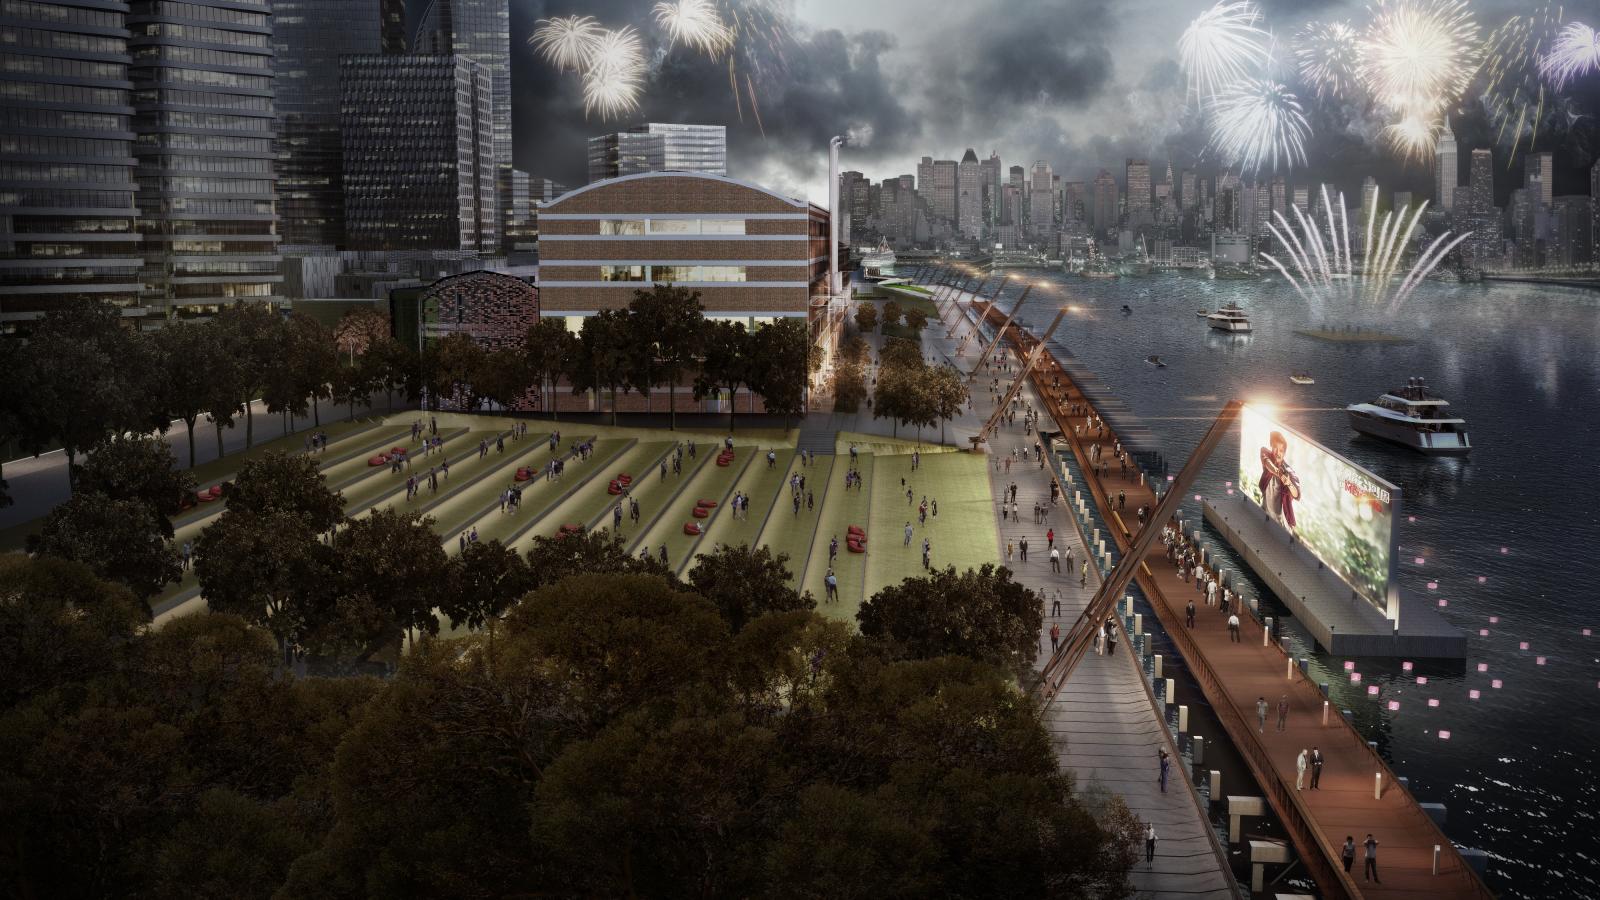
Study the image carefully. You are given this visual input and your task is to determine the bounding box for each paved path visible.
[912,280,1237,898]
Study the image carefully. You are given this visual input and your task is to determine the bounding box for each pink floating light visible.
[1439,730,1452,740]
[1519,642,1530,650]
[1225,480,1233,487]
[1428,698,1440,707]
[1417,676,1428,685]
[1438,599,1449,607]
[1584,629,1592,637]
[1351,672,1362,683]
[1408,516,1416,523]
[1227,488,1234,495]
[1194,494,1203,502]
[1387,700,1400,710]
[1402,661,1414,672]
[1492,679,1503,689]
[1167,475,1174,481]
[1368,685,1380,695]
[1344,660,1356,671]
[1479,629,1489,636]
[1490,616,1500,624]
[1469,689,1481,699]
[1477,663,1488,672]
[1415,556,1425,565]
[1500,547,1509,554]
[1427,581,1438,590]
[1478,576,1487,584]
[1536,656,1546,666]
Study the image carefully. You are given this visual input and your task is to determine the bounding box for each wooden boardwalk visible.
[978,300,1493,900]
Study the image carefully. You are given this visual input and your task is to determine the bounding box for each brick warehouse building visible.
[391,270,541,409]
[537,171,834,414]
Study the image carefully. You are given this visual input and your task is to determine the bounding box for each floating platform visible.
[1202,496,1467,659]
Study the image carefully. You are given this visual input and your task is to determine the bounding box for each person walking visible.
[614,503,623,530]
[1050,592,1062,617]
[1341,836,1356,873]
[904,522,914,546]
[1296,748,1309,790]
[824,569,838,603]
[1049,622,1060,652]
[1145,824,1157,865]
[1080,561,1088,588]
[1050,547,1061,573]
[1228,612,1241,642]
[1019,537,1028,562]
[921,537,931,569]
[1185,600,1196,628]
[829,535,839,564]
[1046,527,1054,549]
[1158,749,1170,793]
[1256,696,1268,733]
[1277,695,1289,732]
[1363,835,1380,883]
[1310,746,1324,789]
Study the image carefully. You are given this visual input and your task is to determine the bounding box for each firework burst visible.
[1357,0,1481,118]
[1540,22,1600,90]
[1479,6,1565,159]
[1208,77,1310,173]
[1295,20,1360,99]
[1179,1,1271,103]
[529,15,603,73]
[581,28,646,119]
[654,0,734,57]
[1383,112,1442,162]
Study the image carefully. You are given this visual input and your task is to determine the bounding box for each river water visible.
[989,270,1599,898]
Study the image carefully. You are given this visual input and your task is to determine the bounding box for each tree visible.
[694,318,752,431]
[854,302,879,333]
[856,564,1042,675]
[878,336,922,371]
[441,539,530,636]
[832,359,867,413]
[331,307,389,367]
[687,544,813,634]
[749,318,810,427]
[330,350,378,422]
[903,306,929,331]
[929,365,969,446]
[872,364,930,439]
[226,450,344,532]
[214,302,285,449]
[472,347,533,413]
[881,298,903,327]
[10,302,139,488]
[524,317,576,419]
[285,313,337,428]
[74,434,196,531]
[630,283,706,429]
[195,509,333,667]
[151,320,231,468]
[422,332,485,411]
[27,492,181,603]
[0,336,19,507]
[523,529,669,590]
[374,336,420,409]
[329,509,450,662]
[0,554,148,708]
[567,310,632,425]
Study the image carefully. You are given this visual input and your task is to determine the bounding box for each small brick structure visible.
[422,271,540,410]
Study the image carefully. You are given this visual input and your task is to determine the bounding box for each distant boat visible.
[1144,355,1167,368]
[1348,377,1470,454]
[1207,302,1252,333]
[1289,372,1315,385]
[1121,304,1133,314]
[1196,309,1210,317]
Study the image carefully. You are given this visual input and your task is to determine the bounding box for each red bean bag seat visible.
[560,523,583,534]
[847,540,865,553]
[197,490,218,503]
[696,499,718,508]
[692,507,710,518]
[391,447,407,456]
[515,468,532,482]
[847,525,865,537]
[179,495,196,510]
[716,457,732,467]
[369,454,388,466]
[618,474,633,486]
[608,481,622,495]
[683,522,703,535]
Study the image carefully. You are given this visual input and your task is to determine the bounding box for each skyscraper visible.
[273,0,396,247]
[1030,161,1056,236]
[411,0,510,246]
[956,149,984,238]
[1463,149,1501,267]
[1435,118,1458,211]
[1124,159,1151,225]
[980,151,1002,229]
[586,132,666,183]
[1360,177,1380,233]
[1180,168,1198,211]
[130,0,283,315]
[1270,176,1288,225]
[1092,169,1118,236]
[1467,149,1494,214]
[839,170,869,244]
[917,157,957,223]
[1062,182,1086,224]
[628,123,725,175]
[340,55,497,252]
[1551,196,1593,266]
[1526,152,1553,209]
[0,0,144,319]
[1292,186,1309,217]
[1592,161,1600,262]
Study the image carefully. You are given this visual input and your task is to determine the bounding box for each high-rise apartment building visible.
[1551,196,1593,266]
[1091,169,1117,236]
[1270,176,1288,226]
[1252,182,1270,236]
[1062,182,1086,224]
[1181,168,1197,210]
[839,170,869,244]
[980,151,1002,229]
[1509,188,1537,268]
[503,170,565,252]
[340,55,497,252]
[1124,158,1151,225]
[1292,185,1309,217]
[956,148,984,238]
[1435,118,1458,211]
[1526,152,1553,209]
[1030,161,1056,236]
[587,131,666,184]
[1462,148,1501,267]
[130,0,283,315]
[274,0,397,247]
[917,156,957,223]
[0,0,144,320]
[412,0,510,248]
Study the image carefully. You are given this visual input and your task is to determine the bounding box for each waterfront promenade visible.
[917,285,1238,897]
[968,293,1491,899]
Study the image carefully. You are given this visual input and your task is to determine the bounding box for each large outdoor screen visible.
[1237,405,1398,608]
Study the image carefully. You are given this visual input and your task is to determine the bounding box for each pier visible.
[968,296,1492,899]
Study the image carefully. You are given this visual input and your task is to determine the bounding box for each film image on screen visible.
[1237,405,1398,608]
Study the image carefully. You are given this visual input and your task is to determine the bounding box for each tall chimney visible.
[828,136,844,296]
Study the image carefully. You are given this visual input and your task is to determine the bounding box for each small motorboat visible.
[1196,309,1209,317]
[1144,355,1167,368]
[1121,304,1133,314]
[1289,372,1315,385]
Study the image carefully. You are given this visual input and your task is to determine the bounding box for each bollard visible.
[1124,595,1134,617]
[1263,616,1273,646]
[1134,614,1143,636]
[1154,654,1164,678]
[1322,700,1330,726]
[1165,678,1175,706]
[1374,772,1383,799]
[1209,769,1221,799]
[1433,844,1441,875]
[1092,527,1100,545]
[1193,735,1205,765]
[1287,656,1295,680]
[1179,704,1190,733]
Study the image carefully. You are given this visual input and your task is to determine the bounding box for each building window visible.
[599,264,647,282]
[699,218,745,234]
[647,218,696,234]
[599,219,645,235]
[652,265,747,283]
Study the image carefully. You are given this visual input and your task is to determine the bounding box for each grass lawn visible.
[689,448,795,576]
[755,455,833,585]
[503,439,638,551]
[863,451,998,597]
[630,447,753,570]
[800,454,873,622]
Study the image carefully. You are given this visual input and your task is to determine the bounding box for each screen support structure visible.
[977,305,1067,446]
[1038,399,1244,704]
[966,284,1032,383]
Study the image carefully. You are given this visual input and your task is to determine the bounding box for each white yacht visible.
[1206,302,1252,333]
[1347,377,1470,455]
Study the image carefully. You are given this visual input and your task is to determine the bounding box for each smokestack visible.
[829,136,844,296]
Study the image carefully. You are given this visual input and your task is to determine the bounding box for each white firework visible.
[654,0,734,57]
[1357,0,1481,119]
[1539,22,1600,90]
[530,15,603,73]
[1207,77,1310,174]
[581,28,645,119]
[1382,112,1442,163]
[1294,20,1360,99]
[1179,1,1271,102]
